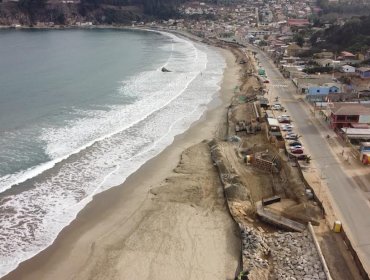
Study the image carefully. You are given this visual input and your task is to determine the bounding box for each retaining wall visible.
[297,161,370,279]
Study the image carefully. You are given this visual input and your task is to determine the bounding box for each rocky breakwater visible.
[240,225,327,280]
[267,231,326,280]
[240,225,270,279]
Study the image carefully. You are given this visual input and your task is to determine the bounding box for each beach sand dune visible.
[2,48,240,280]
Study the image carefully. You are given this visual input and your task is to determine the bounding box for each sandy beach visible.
[2,48,241,280]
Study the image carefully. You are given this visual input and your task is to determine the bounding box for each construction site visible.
[207,44,365,280]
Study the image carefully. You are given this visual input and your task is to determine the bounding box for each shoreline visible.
[2,42,242,279]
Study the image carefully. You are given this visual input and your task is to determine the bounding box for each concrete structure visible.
[256,202,306,232]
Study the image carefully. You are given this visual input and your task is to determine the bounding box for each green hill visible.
[311,15,370,53]
[0,0,185,25]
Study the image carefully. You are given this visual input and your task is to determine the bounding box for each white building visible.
[341,65,356,73]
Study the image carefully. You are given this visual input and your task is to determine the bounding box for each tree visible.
[18,0,47,13]
[18,0,47,23]
[294,33,304,47]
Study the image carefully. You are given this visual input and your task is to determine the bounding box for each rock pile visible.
[240,225,270,273]
[240,225,326,280]
[266,231,326,280]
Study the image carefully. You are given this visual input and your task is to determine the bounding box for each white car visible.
[281,124,294,128]
[285,134,299,140]
[271,104,283,110]
[281,127,293,131]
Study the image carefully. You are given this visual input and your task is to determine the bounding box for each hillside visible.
[310,15,370,53]
[0,0,185,26]
[317,0,370,15]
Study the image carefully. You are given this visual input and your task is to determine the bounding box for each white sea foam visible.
[0,31,197,194]
[0,31,225,277]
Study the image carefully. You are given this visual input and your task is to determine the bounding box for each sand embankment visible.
[2,48,241,280]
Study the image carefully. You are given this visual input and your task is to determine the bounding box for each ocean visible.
[0,29,225,277]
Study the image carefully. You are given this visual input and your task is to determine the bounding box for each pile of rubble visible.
[266,231,326,280]
[240,225,327,280]
[241,225,270,270]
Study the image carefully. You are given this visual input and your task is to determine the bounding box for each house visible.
[356,67,370,79]
[295,75,333,92]
[341,65,356,73]
[340,51,356,60]
[328,103,370,129]
[286,43,303,57]
[313,51,334,59]
[338,51,358,64]
[315,58,336,67]
[305,83,341,101]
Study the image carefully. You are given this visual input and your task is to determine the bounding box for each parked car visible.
[281,126,293,131]
[278,119,290,124]
[285,133,300,140]
[288,141,302,147]
[296,154,308,160]
[277,116,290,123]
[290,148,304,154]
[290,145,303,150]
[271,103,284,111]
[281,124,294,129]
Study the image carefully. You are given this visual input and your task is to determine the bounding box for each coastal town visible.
[1,0,370,280]
[154,1,370,279]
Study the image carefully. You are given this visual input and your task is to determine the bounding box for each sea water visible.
[0,28,225,277]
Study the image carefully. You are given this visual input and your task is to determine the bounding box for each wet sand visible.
[2,48,241,280]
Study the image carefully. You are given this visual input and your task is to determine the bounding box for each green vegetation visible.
[79,0,184,19]
[17,0,47,23]
[141,0,183,19]
[310,15,370,53]
[293,33,304,47]
[0,0,186,25]
[317,0,370,15]
[303,66,333,74]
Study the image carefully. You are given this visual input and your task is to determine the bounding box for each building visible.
[305,83,340,102]
[341,65,356,73]
[315,59,337,67]
[356,67,370,79]
[287,19,310,27]
[338,51,358,64]
[247,29,271,38]
[313,51,334,59]
[328,103,370,129]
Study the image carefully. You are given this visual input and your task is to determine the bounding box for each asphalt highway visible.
[252,47,370,273]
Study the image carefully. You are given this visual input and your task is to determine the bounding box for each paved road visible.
[252,47,370,273]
